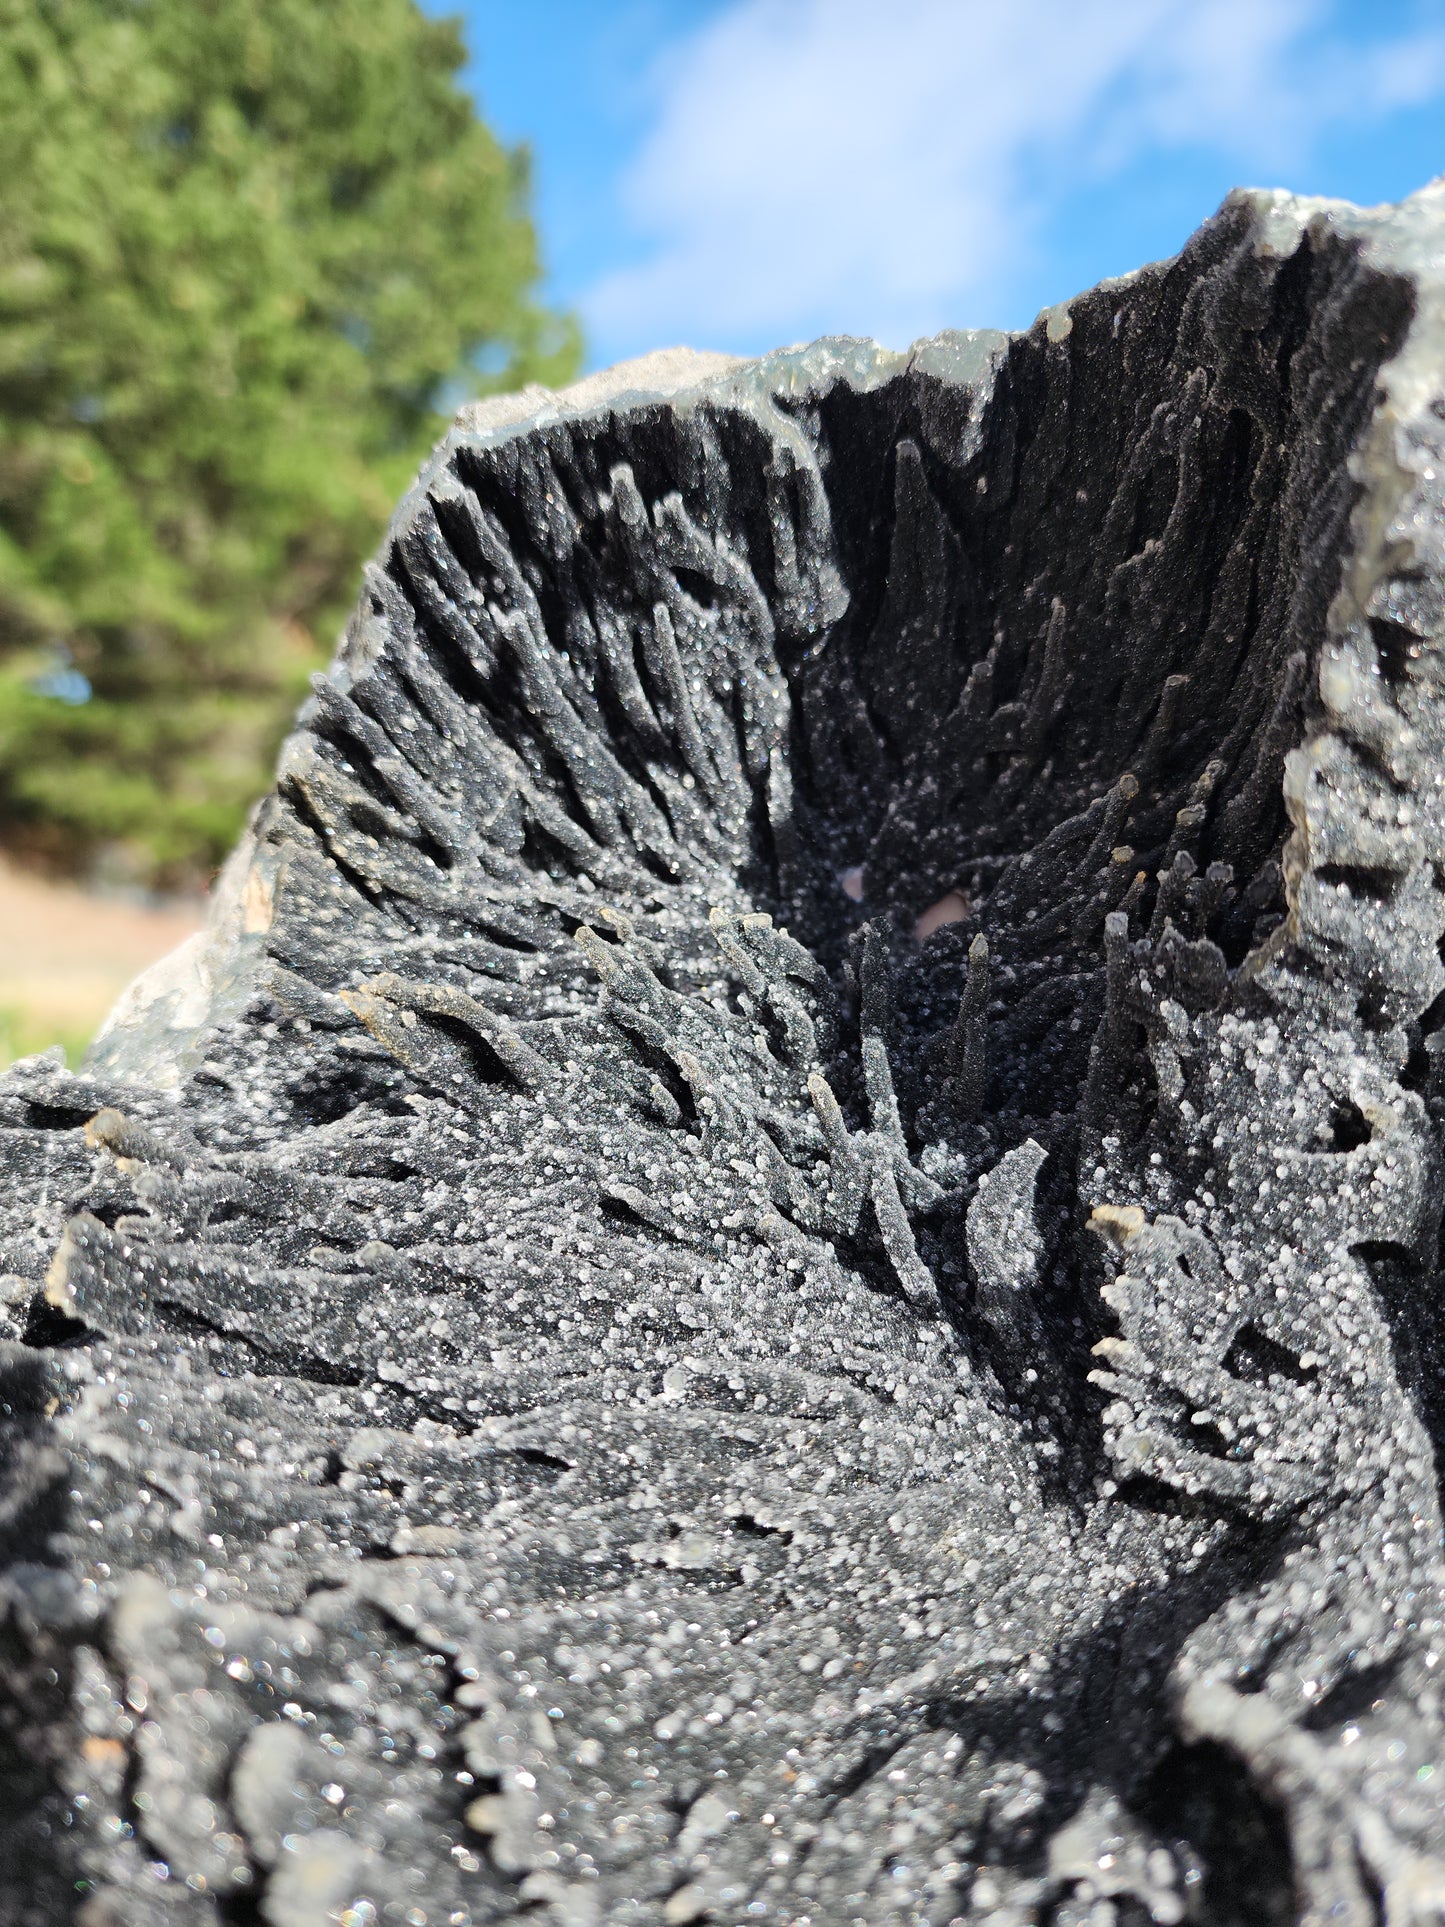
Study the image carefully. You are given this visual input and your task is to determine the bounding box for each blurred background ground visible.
[0,859,201,1068]
[3,0,1443,1067]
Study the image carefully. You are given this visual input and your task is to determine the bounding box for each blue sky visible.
[448,0,1445,372]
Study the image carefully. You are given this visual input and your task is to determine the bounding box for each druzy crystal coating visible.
[4,187,1445,1923]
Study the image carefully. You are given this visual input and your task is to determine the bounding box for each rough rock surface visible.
[4,183,1445,1924]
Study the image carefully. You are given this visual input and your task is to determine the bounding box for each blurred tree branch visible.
[0,0,579,887]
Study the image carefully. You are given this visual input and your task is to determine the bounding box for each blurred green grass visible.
[0,1003,93,1070]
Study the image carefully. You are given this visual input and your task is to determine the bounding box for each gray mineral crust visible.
[4,182,1445,1925]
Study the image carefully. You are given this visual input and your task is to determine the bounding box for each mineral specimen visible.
[2,181,1445,1925]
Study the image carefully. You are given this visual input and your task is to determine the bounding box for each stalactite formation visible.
[2,186,1445,1923]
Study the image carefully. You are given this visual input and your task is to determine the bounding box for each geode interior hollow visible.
[5,184,1445,1925]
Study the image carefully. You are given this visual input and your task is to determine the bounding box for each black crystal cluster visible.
[3,185,1445,1925]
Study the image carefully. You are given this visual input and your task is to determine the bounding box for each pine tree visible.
[0,0,578,887]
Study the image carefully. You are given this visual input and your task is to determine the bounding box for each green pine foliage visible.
[0,0,578,887]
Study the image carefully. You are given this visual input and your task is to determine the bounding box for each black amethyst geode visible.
[3,183,1445,1925]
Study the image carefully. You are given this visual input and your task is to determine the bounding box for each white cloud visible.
[582,0,1445,360]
